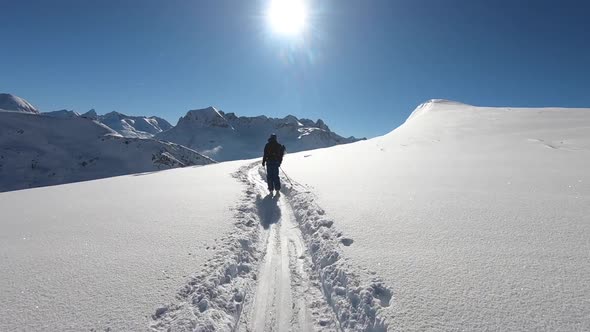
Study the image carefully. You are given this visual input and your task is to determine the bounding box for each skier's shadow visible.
[256,193,281,229]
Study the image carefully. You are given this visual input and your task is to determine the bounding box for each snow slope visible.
[283,100,590,331]
[0,93,39,113]
[156,107,362,161]
[1,159,382,332]
[0,162,245,331]
[98,111,173,138]
[0,111,213,192]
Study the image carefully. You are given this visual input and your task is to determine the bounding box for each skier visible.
[262,133,286,194]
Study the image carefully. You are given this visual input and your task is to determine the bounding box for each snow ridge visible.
[284,183,393,331]
[42,109,81,118]
[98,111,173,138]
[406,99,470,121]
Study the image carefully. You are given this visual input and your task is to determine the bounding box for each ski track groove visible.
[241,163,330,332]
[149,162,392,331]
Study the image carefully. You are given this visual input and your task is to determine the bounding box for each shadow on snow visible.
[256,193,281,229]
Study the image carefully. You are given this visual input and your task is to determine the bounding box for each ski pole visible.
[280,166,295,187]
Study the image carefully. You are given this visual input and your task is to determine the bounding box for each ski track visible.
[150,162,392,331]
[238,165,334,332]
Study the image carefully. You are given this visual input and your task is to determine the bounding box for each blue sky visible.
[1,0,589,138]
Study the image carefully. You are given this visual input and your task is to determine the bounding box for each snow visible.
[0,162,245,331]
[0,92,171,139]
[282,100,590,330]
[39,107,173,139]
[42,109,81,118]
[0,93,39,114]
[1,100,589,331]
[97,111,173,138]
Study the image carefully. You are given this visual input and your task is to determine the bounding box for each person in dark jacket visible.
[262,134,285,194]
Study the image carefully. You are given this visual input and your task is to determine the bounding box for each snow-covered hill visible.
[0,93,39,113]
[0,110,213,192]
[284,99,590,331]
[97,111,173,138]
[156,106,363,161]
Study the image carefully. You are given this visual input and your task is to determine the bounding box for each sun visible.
[266,0,307,36]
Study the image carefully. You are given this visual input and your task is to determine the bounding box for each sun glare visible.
[267,0,307,36]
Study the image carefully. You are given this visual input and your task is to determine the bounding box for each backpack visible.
[268,142,286,161]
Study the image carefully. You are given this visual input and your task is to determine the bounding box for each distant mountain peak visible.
[185,106,224,118]
[315,119,329,131]
[97,111,173,138]
[0,93,39,114]
[102,111,126,119]
[180,106,233,129]
[283,115,302,126]
[81,109,98,120]
[42,109,80,118]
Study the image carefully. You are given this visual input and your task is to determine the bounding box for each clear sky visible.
[1,0,589,138]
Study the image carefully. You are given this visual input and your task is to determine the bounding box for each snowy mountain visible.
[156,106,363,161]
[81,108,98,119]
[41,106,173,139]
[0,93,173,139]
[0,110,214,192]
[1,100,589,331]
[42,109,81,118]
[0,93,39,113]
[97,111,173,138]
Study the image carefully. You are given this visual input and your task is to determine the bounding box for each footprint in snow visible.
[340,238,354,246]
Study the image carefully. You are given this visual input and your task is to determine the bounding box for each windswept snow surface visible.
[283,100,590,331]
[0,162,245,331]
